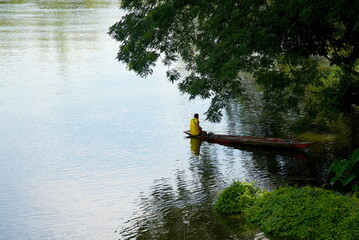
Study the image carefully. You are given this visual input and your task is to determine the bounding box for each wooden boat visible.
[184,131,314,149]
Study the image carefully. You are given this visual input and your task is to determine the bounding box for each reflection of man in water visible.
[190,138,201,155]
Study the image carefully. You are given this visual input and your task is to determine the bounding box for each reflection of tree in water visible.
[224,78,298,138]
[225,99,294,138]
[240,147,329,190]
[119,145,262,240]
[226,83,359,157]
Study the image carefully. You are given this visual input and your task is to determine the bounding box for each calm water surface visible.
[0,1,332,240]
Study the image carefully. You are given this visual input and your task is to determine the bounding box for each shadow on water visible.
[118,142,271,240]
[238,146,329,189]
[225,79,359,160]
[118,137,329,239]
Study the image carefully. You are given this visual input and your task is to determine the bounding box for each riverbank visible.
[215,182,359,240]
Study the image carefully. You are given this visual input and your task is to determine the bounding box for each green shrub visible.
[244,186,359,240]
[214,181,264,214]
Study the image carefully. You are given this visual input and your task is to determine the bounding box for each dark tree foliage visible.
[109,0,359,122]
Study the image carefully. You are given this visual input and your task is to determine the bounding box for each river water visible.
[0,1,352,240]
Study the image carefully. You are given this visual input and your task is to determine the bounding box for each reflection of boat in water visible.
[184,131,315,150]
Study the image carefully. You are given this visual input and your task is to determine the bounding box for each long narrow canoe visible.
[184,131,314,149]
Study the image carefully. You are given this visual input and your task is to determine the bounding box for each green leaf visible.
[327,157,345,173]
[352,184,359,192]
[342,173,357,186]
[348,148,359,165]
[330,176,339,185]
[334,161,349,177]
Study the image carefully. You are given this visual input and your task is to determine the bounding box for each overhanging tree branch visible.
[109,0,359,122]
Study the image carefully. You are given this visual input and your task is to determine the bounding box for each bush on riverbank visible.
[244,186,359,240]
[214,181,264,214]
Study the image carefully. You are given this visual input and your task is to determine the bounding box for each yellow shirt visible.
[190,118,200,135]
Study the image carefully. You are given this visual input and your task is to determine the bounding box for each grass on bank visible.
[215,182,359,240]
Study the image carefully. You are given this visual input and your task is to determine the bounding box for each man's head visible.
[194,113,199,119]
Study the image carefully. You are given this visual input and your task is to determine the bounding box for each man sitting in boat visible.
[190,113,207,136]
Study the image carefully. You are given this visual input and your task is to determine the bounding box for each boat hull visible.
[184,131,314,149]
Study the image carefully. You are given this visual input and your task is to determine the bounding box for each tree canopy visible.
[109,0,359,122]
